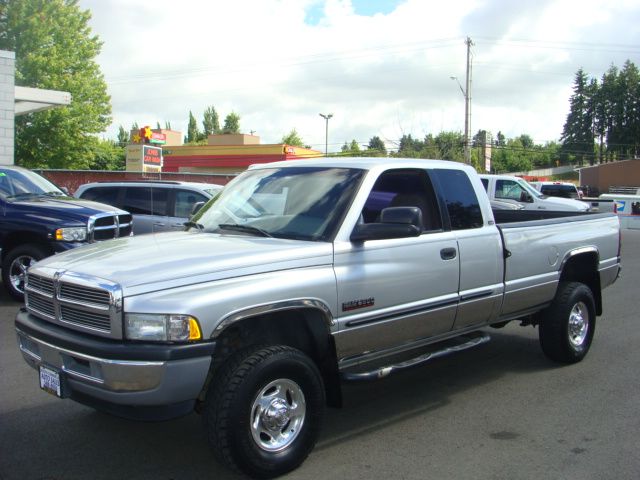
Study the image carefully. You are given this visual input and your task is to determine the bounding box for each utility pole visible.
[464,36,473,165]
[319,113,333,157]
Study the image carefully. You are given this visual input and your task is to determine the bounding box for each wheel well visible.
[202,308,342,408]
[560,252,602,315]
[1,232,51,262]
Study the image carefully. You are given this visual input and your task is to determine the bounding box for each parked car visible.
[17,157,620,477]
[530,181,583,199]
[75,181,223,234]
[0,165,132,300]
[479,174,589,211]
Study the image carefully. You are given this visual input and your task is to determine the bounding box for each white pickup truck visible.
[479,174,589,211]
[16,158,621,478]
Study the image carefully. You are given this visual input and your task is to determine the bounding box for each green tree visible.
[87,138,125,170]
[366,136,386,156]
[117,125,129,147]
[222,112,241,134]
[186,111,200,143]
[281,128,305,147]
[561,68,595,165]
[202,106,220,136]
[434,131,464,161]
[340,139,363,156]
[0,0,111,168]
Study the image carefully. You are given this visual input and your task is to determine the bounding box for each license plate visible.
[39,365,62,397]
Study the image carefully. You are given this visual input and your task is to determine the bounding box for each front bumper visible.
[15,309,216,420]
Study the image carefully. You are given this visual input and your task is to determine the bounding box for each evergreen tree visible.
[117,125,129,147]
[561,68,595,165]
[0,0,111,169]
[186,111,200,143]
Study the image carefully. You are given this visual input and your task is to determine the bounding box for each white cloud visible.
[80,0,640,151]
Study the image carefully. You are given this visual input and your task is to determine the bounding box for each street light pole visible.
[319,113,333,157]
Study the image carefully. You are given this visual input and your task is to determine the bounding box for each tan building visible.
[162,133,322,175]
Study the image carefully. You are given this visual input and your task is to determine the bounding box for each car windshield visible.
[0,168,65,200]
[190,166,365,241]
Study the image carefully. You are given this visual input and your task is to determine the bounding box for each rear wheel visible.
[538,282,596,363]
[203,345,325,478]
[2,244,47,301]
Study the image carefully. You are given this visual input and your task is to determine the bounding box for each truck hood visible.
[34,231,334,295]
[11,195,126,223]
[539,195,589,211]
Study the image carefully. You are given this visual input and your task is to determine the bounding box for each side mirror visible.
[190,201,205,217]
[520,191,533,203]
[350,206,422,242]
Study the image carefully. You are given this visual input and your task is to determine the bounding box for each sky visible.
[79,0,640,153]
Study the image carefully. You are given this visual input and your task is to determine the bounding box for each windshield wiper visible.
[218,223,273,237]
[184,221,205,231]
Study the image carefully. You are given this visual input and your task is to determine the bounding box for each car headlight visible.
[55,227,87,242]
[125,313,202,342]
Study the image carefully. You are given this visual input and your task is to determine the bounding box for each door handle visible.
[440,247,457,260]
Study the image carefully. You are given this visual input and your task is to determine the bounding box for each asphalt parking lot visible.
[1,231,639,480]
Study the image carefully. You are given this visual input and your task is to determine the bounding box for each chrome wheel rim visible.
[250,378,306,452]
[9,254,36,294]
[568,301,589,348]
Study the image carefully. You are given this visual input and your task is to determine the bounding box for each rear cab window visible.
[429,169,483,230]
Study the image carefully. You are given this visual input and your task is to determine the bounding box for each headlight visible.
[125,313,202,342]
[55,227,87,241]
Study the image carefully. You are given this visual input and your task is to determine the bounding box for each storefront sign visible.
[143,145,163,166]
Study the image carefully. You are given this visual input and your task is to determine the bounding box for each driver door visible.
[332,169,460,363]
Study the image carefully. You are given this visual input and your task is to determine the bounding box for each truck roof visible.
[249,157,474,172]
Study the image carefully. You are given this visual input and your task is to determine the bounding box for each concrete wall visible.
[0,50,15,165]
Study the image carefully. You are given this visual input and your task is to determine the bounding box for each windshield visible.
[190,166,365,241]
[0,168,64,200]
[516,179,543,198]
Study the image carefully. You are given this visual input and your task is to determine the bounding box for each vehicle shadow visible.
[0,324,558,480]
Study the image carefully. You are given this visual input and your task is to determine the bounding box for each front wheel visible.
[203,345,325,478]
[2,244,48,301]
[538,282,596,363]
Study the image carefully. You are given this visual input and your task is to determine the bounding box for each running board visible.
[341,332,491,382]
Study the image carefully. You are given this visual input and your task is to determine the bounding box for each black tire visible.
[538,282,596,363]
[203,345,325,479]
[1,244,48,301]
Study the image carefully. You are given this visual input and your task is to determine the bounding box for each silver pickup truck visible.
[15,158,621,478]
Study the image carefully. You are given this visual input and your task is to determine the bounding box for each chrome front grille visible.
[25,269,123,339]
[89,213,133,241]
